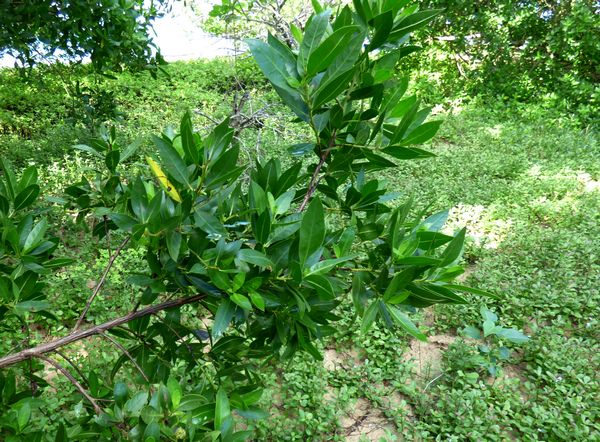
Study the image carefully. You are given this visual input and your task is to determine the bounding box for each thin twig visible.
[100,332,150,383]
[37,355,103,415]
[54,349,89,386]
[103,215,112,256]
[74,236,130,330]
[194,109,219,125]
[0,294,206,369]
[423,373,445,392]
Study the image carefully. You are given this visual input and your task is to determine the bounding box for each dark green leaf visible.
[387,305,427,341]
[369,10,393,50]
[195,209,227,237]
[361,300,379,333]
[416,231,453,251]
[306,255,357,276]
[110,213,137,232]
[384,268,415,299]
[401,120,442,145]
[313,67,356,109]
[298,11,332,71]
[252,210,271,244]
[212,299,235,339]
[396,256,441,266]
[152,136,191,187]
[166,231,181,261]
[180,111,200,164]
[105,150,120,172]
[299,197,325,266]
[237,249,273,268]
[215,387,230,431]
[307,25,360,76]
[13,184,40,211]
[439,228,466,267]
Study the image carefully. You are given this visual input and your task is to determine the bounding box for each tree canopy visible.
[0,0,169,72]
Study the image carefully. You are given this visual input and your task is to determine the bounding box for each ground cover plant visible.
[1,1,599,441]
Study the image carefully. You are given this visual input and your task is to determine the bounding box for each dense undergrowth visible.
[0,57,598,440]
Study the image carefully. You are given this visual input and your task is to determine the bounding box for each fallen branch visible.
[0,294,205,369]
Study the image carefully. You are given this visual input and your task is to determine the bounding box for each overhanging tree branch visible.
[0,294,205,369]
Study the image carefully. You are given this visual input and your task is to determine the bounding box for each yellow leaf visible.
[146,156,182,202]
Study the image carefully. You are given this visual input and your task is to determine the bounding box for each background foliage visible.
[414,0,600,123]
[205,0,600,125]
[0,0,169,72]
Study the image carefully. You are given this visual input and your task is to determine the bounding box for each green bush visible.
[0,2,498,439]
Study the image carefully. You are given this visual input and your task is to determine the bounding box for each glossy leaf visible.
[212,299,235,339]
[237,249,273,268]
[298,11,331,72]
[401,120,443,145]
[307,25,359,76]
[361,300,379,333]
[180,111,200,164]
[439,228,466,267]
[13,184,40,211]
[299,197,325,266]
[387,305,427,341]
[23,218,47,253]
[152,136,191,187]
[389,10,443,41]
[230,293,252,311]
[214,388,230,431]
[313,67,356,109]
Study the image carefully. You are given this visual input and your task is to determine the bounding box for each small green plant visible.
[446,306,530,377]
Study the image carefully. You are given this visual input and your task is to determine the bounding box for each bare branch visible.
[37,355,103,415]
[0,293,205,369]
[74,236,130,331]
